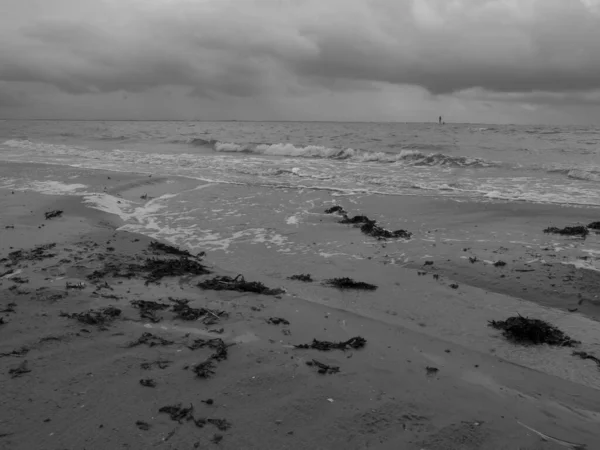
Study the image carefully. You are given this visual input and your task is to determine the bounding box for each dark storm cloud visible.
[1,0,600,101]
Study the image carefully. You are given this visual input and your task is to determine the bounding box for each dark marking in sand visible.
[306,359,340,374]
[469,256,478,264]
[207,419,232,431]
[488,316,579,347]
[60,306,121,326]
[201,399,214,405]
[139,378,156,388]
[0,346,30,358]
[423,261,434,266]
[493,261,507,267]
[159,404,195,423]
[288,274,313,282]
[212,434,224,444]
[9,360,31,378]
[267,317,290,325]
[324,277,377,291]
[127,332,174,348]
[544,226,588,237]
[198,274,284,295]
[450,283,459,289]
[7,243,56,263]
[295,336,366,351]
[192,360,216,378]
[573,351,600,369]
[44,210,63,220]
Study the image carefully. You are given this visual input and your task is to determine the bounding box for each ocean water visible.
[2,120,600,388]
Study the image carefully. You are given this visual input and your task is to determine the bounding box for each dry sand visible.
[1,179,600,449]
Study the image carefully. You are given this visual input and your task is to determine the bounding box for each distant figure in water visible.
[439,116,442,124]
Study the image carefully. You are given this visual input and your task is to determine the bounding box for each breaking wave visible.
[188,138,499,168]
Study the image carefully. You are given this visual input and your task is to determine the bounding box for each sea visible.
[2,120,600,388]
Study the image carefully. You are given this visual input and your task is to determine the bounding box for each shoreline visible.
[1,172,600,447]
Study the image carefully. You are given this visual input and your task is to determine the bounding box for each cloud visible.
[1,0,600,120]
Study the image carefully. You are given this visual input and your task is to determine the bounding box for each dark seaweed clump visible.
[88,257,210,285]
[339,214,412,240]
[198,275,284,296]
[306,359,340,374]
[60,306,121,326]
[131,300,171,323]
[325,206,347,215]
[295,336,366,351]
[267,317,290,325]
[127,332,174,348]
[150,241,204,259]
[170,298,227,324]
[44,210,63,220]
[543,226,589,237]
[573,351,600,369]
[189,338,234,378]
[288,274,313,282]
[6,244,57,264]
[588,222,600,230]
[324,277,377,291]
[488,316,580,347]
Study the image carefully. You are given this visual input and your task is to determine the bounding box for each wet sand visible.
[1,170,600,448]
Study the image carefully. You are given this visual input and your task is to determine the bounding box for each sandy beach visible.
[1,165,600,449]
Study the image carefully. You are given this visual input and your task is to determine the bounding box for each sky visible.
[1,0,600,124]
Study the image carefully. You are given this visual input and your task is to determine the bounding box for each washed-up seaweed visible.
[188,338,232,361]
[1,302,16,313]
[588,221,600,230]
[9,360,31,378]
[198,274,284,296]
[493,261,507,267]
[0,346,29,358]
[207,419,232,431]
[128,332,174,348]
[573,351,600,369]
[88,257,210,284]
[324,277,377,291]
[488,316,579,347]
[150,241,204,259]
[543,226,589,237]
[44,210,63,220]
[192,359,217,378]
[139,378,156,387]
[60,306,121,326]
[324,206,347,215]
[170,298,227,324]
[159,404,195,423]
[295,336,367,351]
[288,274,313,282]
[7,243,57,263]
[338,213,412,240]
[140,360,172,370]
[142,257,211,284]
[267,317,290,325]
[306,359,340,374]
[131,300,170,322]
[136,421,151,431]
[66,281,85,289]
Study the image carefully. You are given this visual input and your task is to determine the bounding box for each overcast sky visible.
[1,0,600,123]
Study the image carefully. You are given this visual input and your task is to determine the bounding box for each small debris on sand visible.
[139,378,156,387]
[192,360,216,378]
[159,404,195,423]
[170,298,227,323]
[306,359,340,374]
[44,210,63,220]
[207,418,232,431]
[543,226,589,237]
[573,351,600,369]
[127,332,174,348]
[295,336,366,351]
[8,244,57,263]
[323,277,377,291]
[9,360,31,378]
[288,274,313,282]
[488,316,580,347]
[0,346,30,358]
[198,274,284,295]
[493,261,507,267]
[267,317,290,325]
[66,281,85,289]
